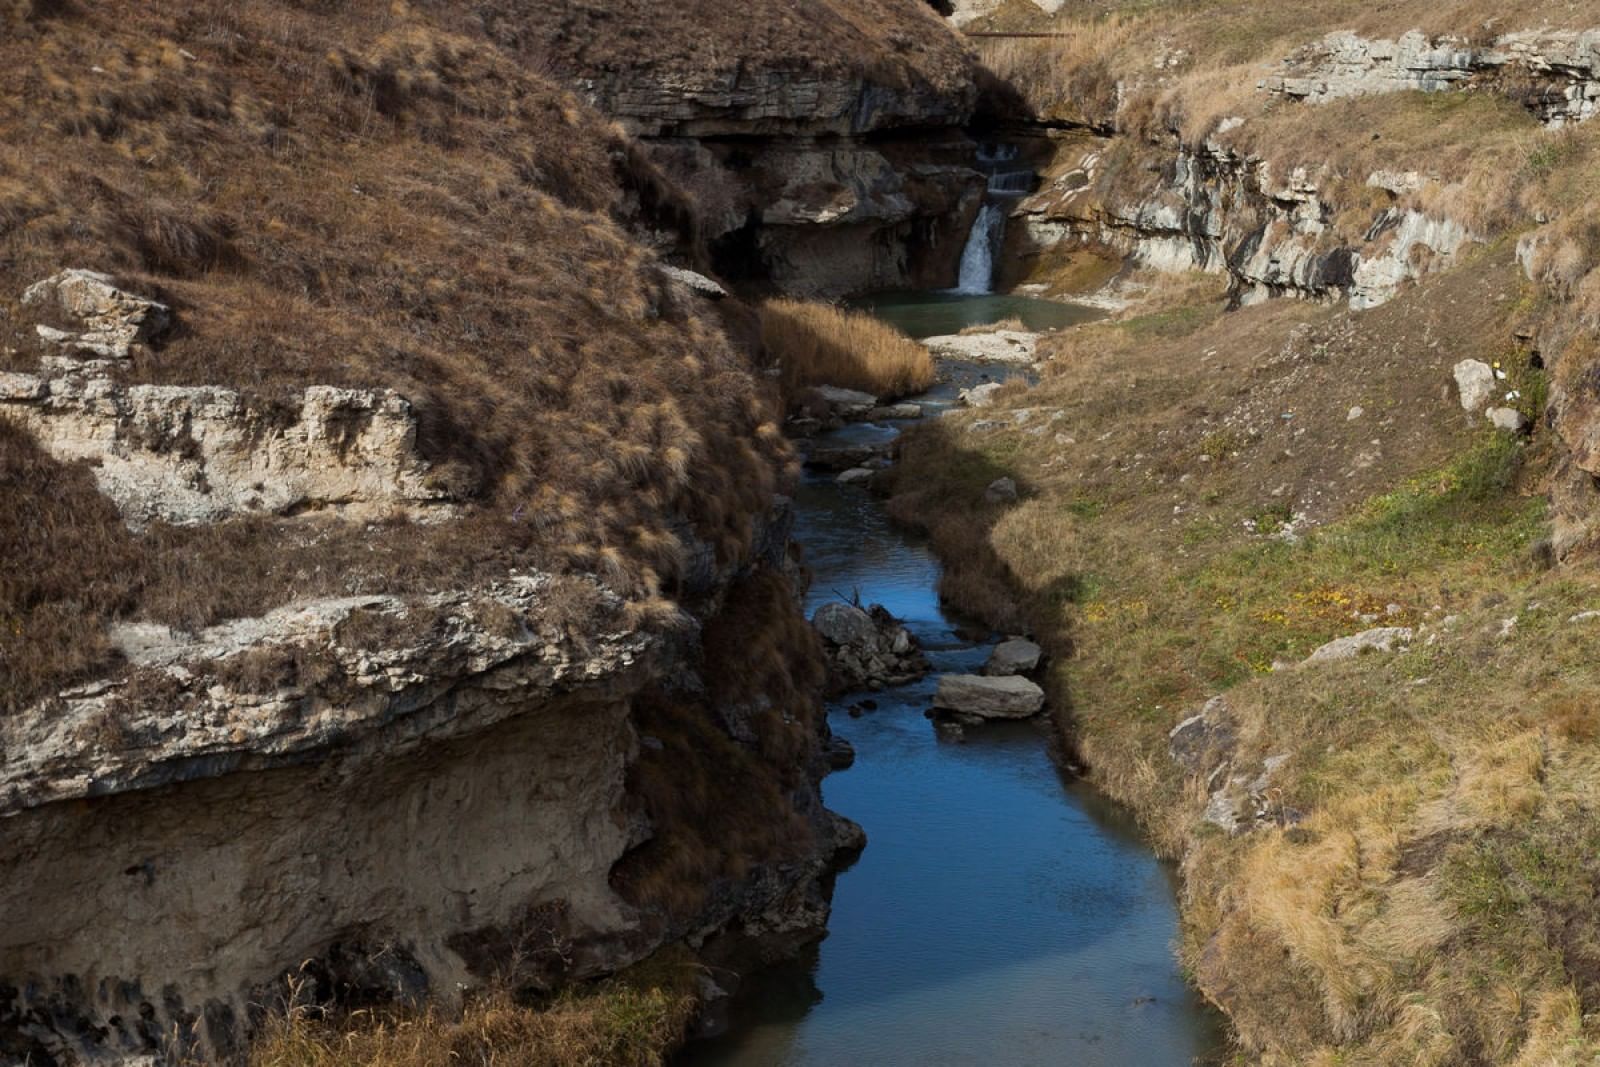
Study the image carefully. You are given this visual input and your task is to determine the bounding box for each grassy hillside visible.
[907,3,1600,1059]
[0,0,796,712]
[978,0,1600,287]
[890,234,1600,1059]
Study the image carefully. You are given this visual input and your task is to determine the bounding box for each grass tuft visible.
[761,298,935,401]
[248,953,701,1067]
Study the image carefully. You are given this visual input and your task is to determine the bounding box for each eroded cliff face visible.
[528,0,987,296]
[1016,133,1469,309]
[1,521,848,1065]
[0,0,865,1053]
[1000,28,1600,310]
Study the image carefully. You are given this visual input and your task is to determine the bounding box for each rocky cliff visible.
[1,530,852,1065]
[994,27,1600,309]
[521,0,987,296]
[1016,132,1470,309]
[0,2,865,1062]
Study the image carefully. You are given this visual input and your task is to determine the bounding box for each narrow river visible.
[680,295,1224,1067]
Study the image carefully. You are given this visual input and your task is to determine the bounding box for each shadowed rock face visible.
[1,563,848,1064]
[3,694,641,1062]
[539,0,987,296]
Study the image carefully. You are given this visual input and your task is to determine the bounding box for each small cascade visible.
[953,142,1034,295]
[987,169,1036,198]
[955,202,1004,295]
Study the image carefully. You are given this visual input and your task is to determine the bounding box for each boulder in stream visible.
[837,467,876,486]
[812,602,929,694]
[984,638,1041,676]
[933,674,1045,719]
[960,382,1004,409]
[813,385,879,419]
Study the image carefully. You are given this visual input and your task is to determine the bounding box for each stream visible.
[678,296,1226,1066]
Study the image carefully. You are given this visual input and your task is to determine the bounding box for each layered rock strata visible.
[0,282,847,1064]
[554,15,986,296]
[1007,29,1600,309]
[1264,30,1600,127]
[1017,136,1469,309]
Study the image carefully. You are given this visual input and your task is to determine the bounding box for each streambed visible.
[678,295,1224,1066]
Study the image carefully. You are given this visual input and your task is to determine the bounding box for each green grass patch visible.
[1120,303,1216,340]
[1071,434,1547,710]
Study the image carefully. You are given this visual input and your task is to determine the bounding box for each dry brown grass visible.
[974,18,1139,128]
[762,298,936,401]
[0,421,141,711]
[0,0,808,711]
[248,955,700,1067]
[612,571,826,918]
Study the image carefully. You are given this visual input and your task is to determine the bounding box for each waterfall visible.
[953,142,1033,295]
[955,202,1004,295]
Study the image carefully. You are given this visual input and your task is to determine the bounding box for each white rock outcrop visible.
[1,575,652,813]
[1263,30,1600,128]
[0,372,451,527]
[1454,359,1497,413]
[1304,626,1414,664]
[960,382,1004,408]
[1022,141,1470,312]
[22,269,172,363]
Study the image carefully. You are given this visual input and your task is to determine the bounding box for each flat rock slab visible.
[924,330,1040,365]
[813,385,879,418]
[1304,626,1413,664]
[933,674,1045,719]
[812,602,878,647]
[984,638,1041,676]
[836,467,875,486]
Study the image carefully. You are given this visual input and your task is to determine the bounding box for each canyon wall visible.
[1002,29,1600,308]
[530,0,989,296]
[0,481,848,1065]
[0,2,894,1061]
